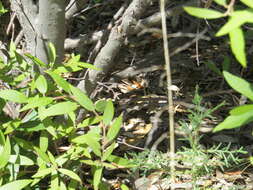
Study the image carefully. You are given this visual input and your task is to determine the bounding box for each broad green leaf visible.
[213,109,253,132]
[229,27,246,67]
[77,116,102,128]
[39,131,48,152]
[34,147,50,163]
[93,166,103,190]
[102,162,117,169]
[3,120,21,134]
[95,99,107,112]
[204,61,222,75]
[32,168,54,178]
[42,118,58,138]
[60,181,67,190]
[222,56,231,71]
[102,142,116,161]
[13,137,33,150]
[35,75,48,94]
[0,130,4,145]
[240,0,253,8]
[25,53,47,68]
[47,71,71,93]
[223,71,253,101]
[48,42,56,67]
[20,97,53,112]
[121,184,130,190]
[48,151,57,168]
[229,104,253,115]
[72,133,101,156]
[81,159,96,166]
[0,90,27,103]
[106,114,122,142]
[39,101,78,120]
[51,170,59,190]
[106,155,134,168]
[9,155,34,165]
[70,86,94,111]
[0,1,8,15]
[184,7,224,19]
[77,62,100,70]
[0,136,11,169]
[216,10,253,36]
[58,168,81,182]
[214,0,227,6]
[103,100,114,126]
[0,180,32,190]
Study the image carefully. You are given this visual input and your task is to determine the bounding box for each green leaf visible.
[0,1,8,15]
[106,155,134,168]
[0,136,11,169]
[216,10,253,36]
[121,184,130,190]
[223,71,253,101]
[240,0,253,8]
[102,142,116,161]
[32,168,54,178]
[39,101,78,120]
[184,7,224,19]
[47,71,71,93]
[213,109,253,132]
[103,100,114,126]
[222,56,231,71]
[34,147,50,163]
[93,166,103,190]
[204,61,222,75]
[9,155,34,165]
[76,62,100,70]
[0,180,32,190]
[71,133,101,157]
[229,104,253,115]
[25,53,47,68]
[106,114,122,142]
[20,97,53,112]
[214,0,227,6]
[95,99,107,112]
[70,86,94,111]
[77,116,102,128]
[48,151,57,168]
[58,168,81,182]
[35,75,48,94]
[51,170,59,190]
[0,90,27,103]
[229,27,246,67]
[48,42,56,67]
[39,131,48,152]
[81,159,96,166]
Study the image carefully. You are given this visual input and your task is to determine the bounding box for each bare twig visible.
[160,0,175,186]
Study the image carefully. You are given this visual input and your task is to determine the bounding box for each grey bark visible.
[65,0,88,21]
[35,0,66,66]
[11,0,37,54]
[11,0,66,69]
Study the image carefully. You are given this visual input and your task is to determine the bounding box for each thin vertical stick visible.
[160,0,175,186]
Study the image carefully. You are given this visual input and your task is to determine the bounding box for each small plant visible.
[0,43,132,189]
[0,1,8,16]
[128,90,246,188]
[184,0,253,169]
[177,89,246,184]
[128,149,170,176]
